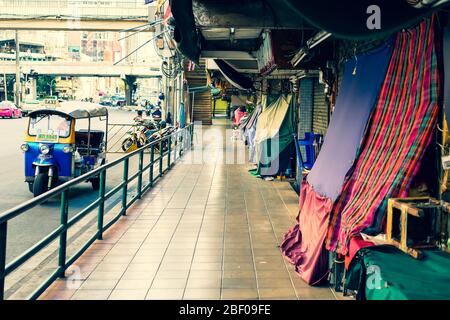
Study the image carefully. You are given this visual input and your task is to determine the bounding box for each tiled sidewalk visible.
[40,120,337,300]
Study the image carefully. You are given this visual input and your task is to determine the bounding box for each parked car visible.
[0,101,22,119]
[111,95,126,107]
[99,98,113,106]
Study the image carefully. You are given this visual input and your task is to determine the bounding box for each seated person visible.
[152,107,162,119]
[134,110,144,123]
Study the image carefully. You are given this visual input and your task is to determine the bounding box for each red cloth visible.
[280,181,332,285]
[344,236,376,269]
[234,109,247,125]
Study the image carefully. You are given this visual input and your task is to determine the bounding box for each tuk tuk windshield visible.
[28,114,72,139]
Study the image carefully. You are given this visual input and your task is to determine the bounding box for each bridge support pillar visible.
[124,75,136,106]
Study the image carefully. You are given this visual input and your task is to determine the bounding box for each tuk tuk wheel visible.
[33,173,49,197]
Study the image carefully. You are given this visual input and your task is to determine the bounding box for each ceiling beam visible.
[201,50,256,60]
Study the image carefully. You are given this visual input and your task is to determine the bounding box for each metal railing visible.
[106,123,145,153]
[0,124,194,300]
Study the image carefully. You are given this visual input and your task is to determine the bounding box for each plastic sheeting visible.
[242,103,263,164]
[346,246,450,300]
[306,39,394,201]
[255,95,295,176]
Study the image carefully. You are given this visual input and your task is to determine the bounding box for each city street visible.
[0,108,138,263]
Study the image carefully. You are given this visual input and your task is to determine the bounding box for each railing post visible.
[97,170,106,240]
[137,150,143,199]
[0,221,7,300]
[121,158,129,216]
[182,127,187,155]
[159,139,163,177]
[173,132,177,163]
[167,136,172,170]
[190,124,194,147]
[150,144,155,187]
[58,189,69,278]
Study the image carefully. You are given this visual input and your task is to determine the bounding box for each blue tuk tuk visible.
[21,102,108,196]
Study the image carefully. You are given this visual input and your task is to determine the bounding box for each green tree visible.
[37,75,57,97]
[1,75,16,102]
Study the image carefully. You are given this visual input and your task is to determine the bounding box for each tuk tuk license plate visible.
[36,133,59,143]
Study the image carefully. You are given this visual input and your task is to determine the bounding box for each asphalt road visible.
[0,108,141,263]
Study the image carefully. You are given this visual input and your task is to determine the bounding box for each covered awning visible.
[281,0,449,40]
[213,59,254,91]
[169,0,449,64]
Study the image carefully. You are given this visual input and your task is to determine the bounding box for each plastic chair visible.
[293,132,322,171]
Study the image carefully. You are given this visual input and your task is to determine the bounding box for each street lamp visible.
[49,79,56,97]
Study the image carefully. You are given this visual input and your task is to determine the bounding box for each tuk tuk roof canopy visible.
[28,101,108,120]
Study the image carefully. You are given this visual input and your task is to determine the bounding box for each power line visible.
[114,30,168,66]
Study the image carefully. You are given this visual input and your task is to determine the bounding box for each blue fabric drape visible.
[306,39,394,201]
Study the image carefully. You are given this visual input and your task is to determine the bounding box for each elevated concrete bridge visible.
[0,0,156,32]
[0,61,162,78]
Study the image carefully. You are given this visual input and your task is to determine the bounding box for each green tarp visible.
[347,246,450,300]
[255,95,294,177]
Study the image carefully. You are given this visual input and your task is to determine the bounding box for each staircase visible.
[185,59,212,125]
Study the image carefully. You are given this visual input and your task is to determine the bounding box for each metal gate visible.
[106,123,141,153]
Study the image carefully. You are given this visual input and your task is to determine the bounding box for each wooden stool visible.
[387,197,449,259]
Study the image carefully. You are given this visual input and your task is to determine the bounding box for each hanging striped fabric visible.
[326,16,441,255]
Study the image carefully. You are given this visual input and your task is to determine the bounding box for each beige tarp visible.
[255,95,292,144]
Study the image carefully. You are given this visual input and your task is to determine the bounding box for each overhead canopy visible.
[214,59,254,91]
[192,0,316,29]
[281,0,449,40]
[169,0,449,64]
[170,0,316,63]
[169,0,201,63]
[29,101,108,120]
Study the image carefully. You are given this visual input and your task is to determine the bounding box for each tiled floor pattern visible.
[40,120,337,300]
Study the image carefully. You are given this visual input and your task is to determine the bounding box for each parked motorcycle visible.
[121,117,157,152]
[148,121,175,153]
[121,118,174,153]
[121,124,148,153]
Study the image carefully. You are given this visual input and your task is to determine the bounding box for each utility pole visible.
[15,30,20,108]
[3,73,7,101]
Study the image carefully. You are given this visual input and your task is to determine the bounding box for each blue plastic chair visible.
[293,132,322,172]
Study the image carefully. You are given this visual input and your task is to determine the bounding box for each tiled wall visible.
[298,78,314,141]
[312,78,329,136]
[296,77,329,185]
